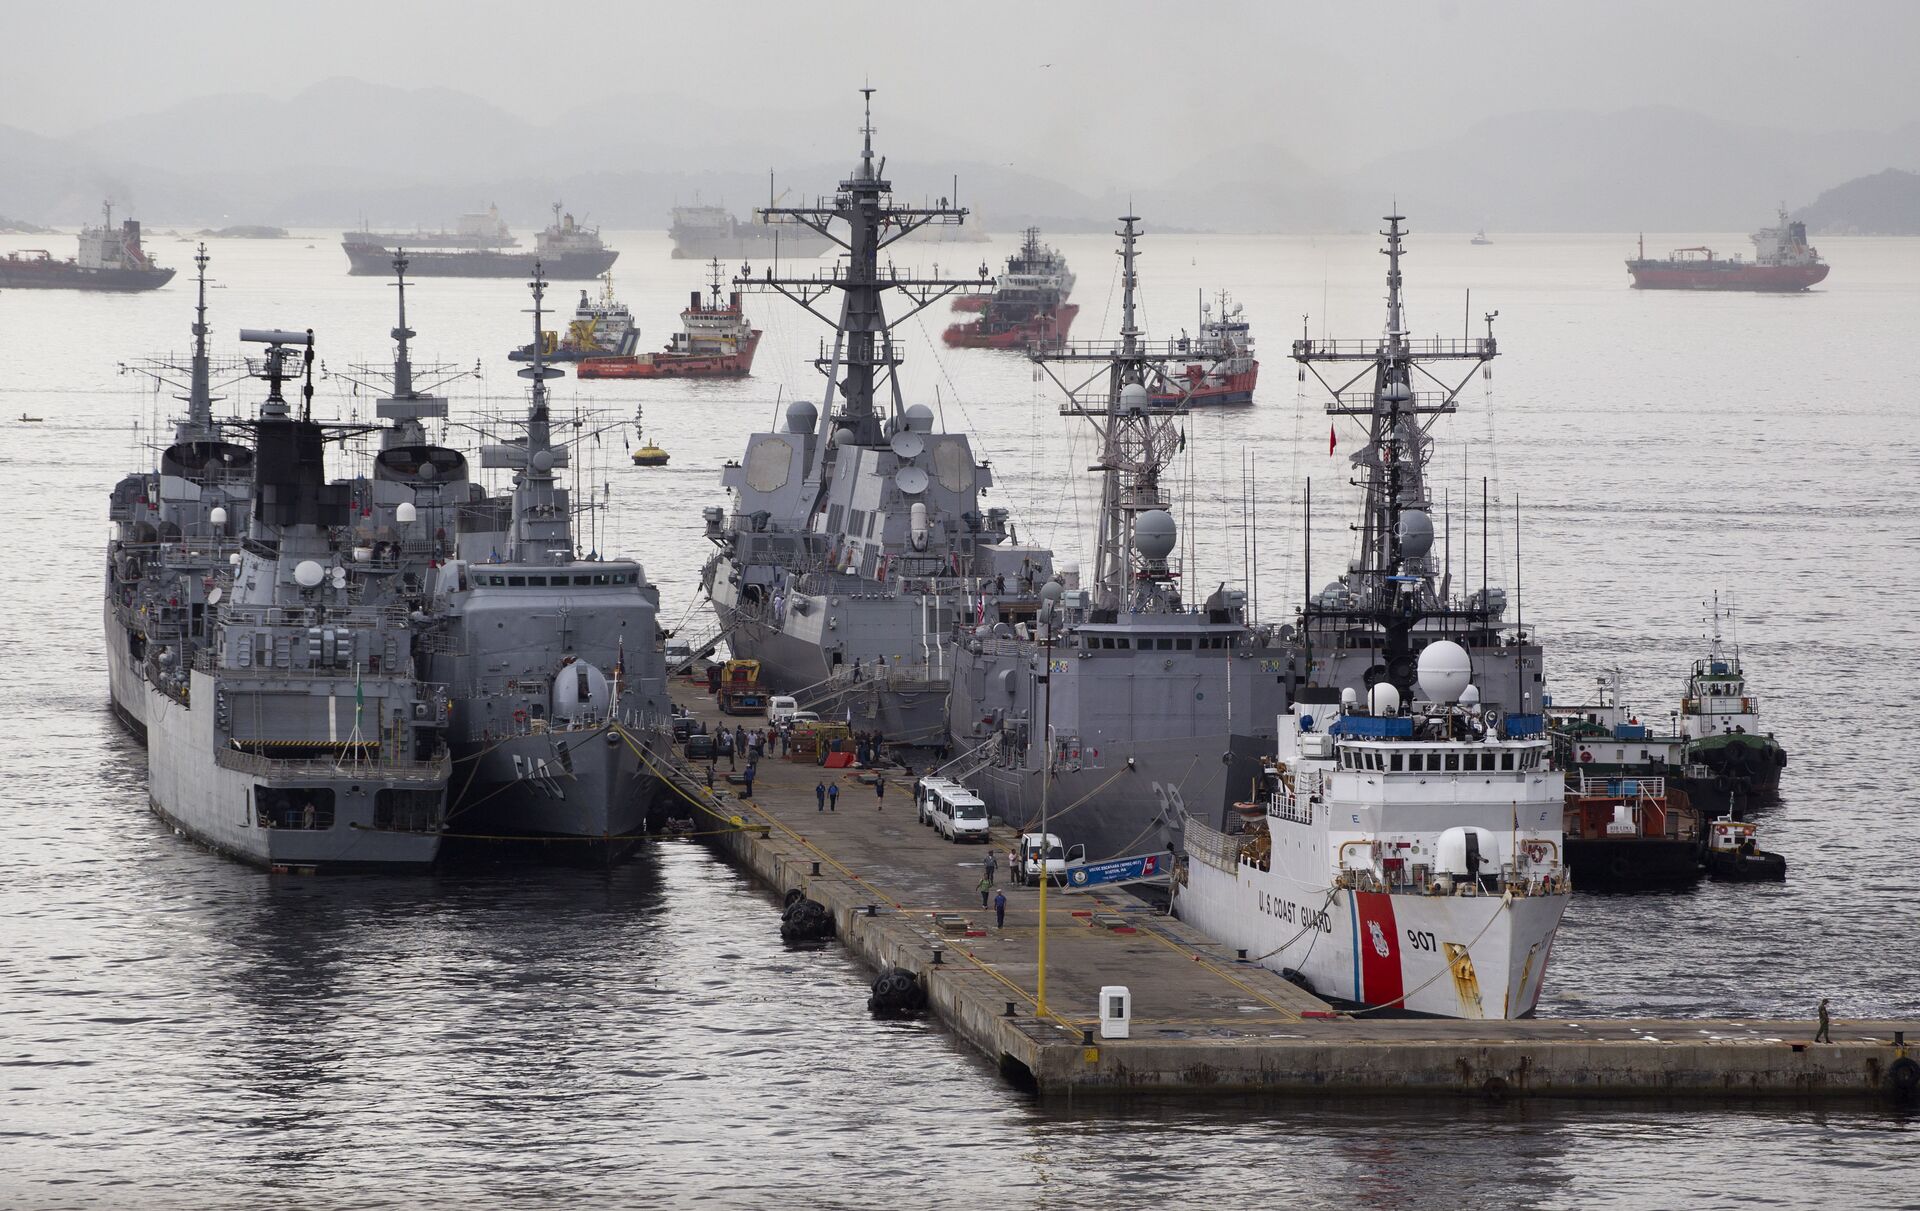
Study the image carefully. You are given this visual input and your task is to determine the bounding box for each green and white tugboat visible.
[1678,594,1786,807]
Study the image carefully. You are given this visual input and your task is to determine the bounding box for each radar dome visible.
[293,560,326,588]
[902,403,935,433]
[208,506,227,527]
[1381,381,1413,403]
[1461,684,1482,707]
[1368,683,1402,715]
[1133,510,1177,560]
[832,427,857,448]
[1039,580,1064,604]
[1340,687,1359,707]
[395,501,417,524]
[531,450,554,472]
[1416,640,1473,703]
[1397,509,1434,557]
[1119,382,1150,412]
[785,399,818,433]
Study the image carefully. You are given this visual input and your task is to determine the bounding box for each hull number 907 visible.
[1405,929,1437,952]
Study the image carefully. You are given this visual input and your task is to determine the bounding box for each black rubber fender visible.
[783,887,804,910]
[1891,1057,1920,1100]
[867,967,927,1019]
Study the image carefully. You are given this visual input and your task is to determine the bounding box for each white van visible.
[1012,832,1087,885]
[926,782,991,843]
[915,776,958,827]
[767,696,801,725]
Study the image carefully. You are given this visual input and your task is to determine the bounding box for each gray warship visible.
[698,91,1050,744]
[140,330,452,870]
[106,247,253,740]
[945,216,1296,861]
[419,267,671,852]
[1268,212,1544,833]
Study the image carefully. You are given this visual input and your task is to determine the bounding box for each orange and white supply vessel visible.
[1153,288,1258,406]
[578,260,761,379]
[1176,642,1572,1020]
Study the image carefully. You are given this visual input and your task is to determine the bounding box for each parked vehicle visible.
[1012,832,1085,885]
[925,781,991,842]
[684,732,716,761]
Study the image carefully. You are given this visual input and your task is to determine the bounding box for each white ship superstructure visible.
[1177,642,1569,1019]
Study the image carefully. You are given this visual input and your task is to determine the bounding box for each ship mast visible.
[491,264,573,566]
[186,243,213,433]
[1291,214,1499,696]
[1032,215,1189,613]
[741,88,988,463]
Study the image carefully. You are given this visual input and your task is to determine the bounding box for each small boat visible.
[19,413,44,422]
[1562,772,1704,889]
[1471,229,1492,245]
[1702,812,1786,882]
[630,406,669,467]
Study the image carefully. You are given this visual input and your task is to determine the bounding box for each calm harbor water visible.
[1,226,1915,1207]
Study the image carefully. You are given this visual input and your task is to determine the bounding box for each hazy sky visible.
[10,0,1918,178]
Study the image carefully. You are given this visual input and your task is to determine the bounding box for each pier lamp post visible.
[1036,580,1062,1018]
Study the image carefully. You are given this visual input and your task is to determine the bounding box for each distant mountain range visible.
[1795,169,1920,235]
[2,80,1916,235]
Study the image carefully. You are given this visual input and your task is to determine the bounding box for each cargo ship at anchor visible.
[943,227,1077,350]
[343,204,616,279]
[0,201,174,291]
[577,260,760,379]
[1626,209,1828,291]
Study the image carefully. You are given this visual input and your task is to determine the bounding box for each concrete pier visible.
[650,682,1919,1101]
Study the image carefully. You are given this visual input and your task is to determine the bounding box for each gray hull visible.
[448,723,660,849]
[103,602,148,741]
[145,673,445,871]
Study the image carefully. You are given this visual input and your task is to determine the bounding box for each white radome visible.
[1416,640,1473,703]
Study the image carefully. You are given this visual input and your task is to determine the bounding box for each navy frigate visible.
[946,216,1296,861]
[698,91,1050,744]
[140,330,452,870]
[419,267,671,852]
[106,247,253,740]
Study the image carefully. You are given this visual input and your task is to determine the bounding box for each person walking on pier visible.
[742,760,756,800]
[718,729,735,770]
[816,782,827,812]
[874,773,886,808]
[978,872,993,909]
[983,849,997,884]
[993,889,1007,929]
[1815,997,1833,1043]
[827,783,839,811]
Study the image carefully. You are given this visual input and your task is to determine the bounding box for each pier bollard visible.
[865,904,879,917]
[1005,1001,1017,1017]
[932,946,944,966]
[812,861,821,876]
[1236,948,1247,960]
[1897,1031,1907,1046]
[1082,1029,1096,1046]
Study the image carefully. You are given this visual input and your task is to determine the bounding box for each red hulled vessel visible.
[1627,209,1829,291]
[1152,289,1258,406]
[943,226,1076,350]
[578,260,761,379]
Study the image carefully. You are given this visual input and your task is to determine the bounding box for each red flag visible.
[1328,423,1337,456]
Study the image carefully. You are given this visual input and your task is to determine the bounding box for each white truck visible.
[1011,832,1086,885]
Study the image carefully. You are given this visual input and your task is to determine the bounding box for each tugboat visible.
[0,201,175,291]
[1561,772,1703,889]
[510,273,640,364]
[1153,289,1258,406]
[343,203,616,279]
[1679,594,1786,806]
[1702,812,1787,881]
[630,406,669,467]
[942,227,1077,350]
[1626,209,1828,291]
[948,217,1292,862]
[578,260,760,379]
[1176,643,1571,1020]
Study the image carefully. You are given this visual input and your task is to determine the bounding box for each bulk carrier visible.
[0,201,174,291]
[343,204,616,279]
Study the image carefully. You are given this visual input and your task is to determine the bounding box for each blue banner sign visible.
[1064,852,1170,892]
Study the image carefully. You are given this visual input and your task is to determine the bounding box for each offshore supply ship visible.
[140,329,451,870]
[343,204,616,279]
[106,247,250,739]
[510,273,642,364]
[698,91,1052,744]
[1626,209,1828,291]
[943,227,1077,349]
[1153,289,1258,406]
[0,201,174,291]
[669,204,832,260]
[421,269,670,850]
[946,217,1295,861]
[578,260,761,379]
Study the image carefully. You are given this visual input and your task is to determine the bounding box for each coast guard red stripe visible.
[1354,892,1403,1007]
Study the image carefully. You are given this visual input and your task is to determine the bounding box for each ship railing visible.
[1267,790,1315,827]
[214,603,415,630]
[1326,388,1459,415]
[1182,814,1243,874]
[1569,773,1666,798]
[933,732,1002,783]
[214,746,452,783]
[1291,336,1496,360]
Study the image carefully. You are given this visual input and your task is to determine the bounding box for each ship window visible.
[1176,637,1192,650]
[508,576,526,587]
[1444,753,1459,772]
[1390,753,1403,771]
[1115,638,1131,650]
[526,576,548,586]
[595,574,610,585]
[1502,752,1515,771]
[613,574,629,585]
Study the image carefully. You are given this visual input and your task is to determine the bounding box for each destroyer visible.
[0,201,174,291]
[698,91,1047,745]
[141,330,451,870]
[947,216,1294,861]
[1177,642,1570,1019]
